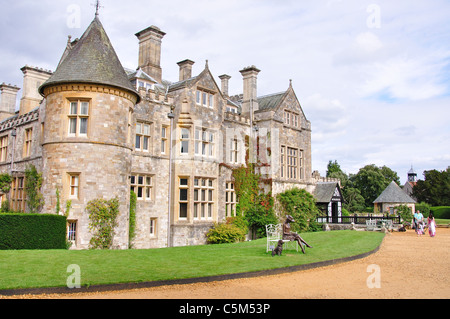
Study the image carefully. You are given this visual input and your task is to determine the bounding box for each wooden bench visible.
[366,220,381,231]
[366,219,394,231]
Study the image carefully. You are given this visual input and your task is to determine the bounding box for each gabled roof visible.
[39,16,139,102]
[254,83,308,122]
[167,76,198,92]
[314,182,341,203]
[257,92,286,111]
[167,62,223,98]
[373,181,416,204]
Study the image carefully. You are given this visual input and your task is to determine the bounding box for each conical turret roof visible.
[40,16,139,102]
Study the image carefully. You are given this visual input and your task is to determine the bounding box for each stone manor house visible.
[0,15,335,249]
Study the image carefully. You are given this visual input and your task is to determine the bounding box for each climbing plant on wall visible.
[87,197,120,249]
[128,190,137,248]
[24,165,44,214]
[231,136,278,239]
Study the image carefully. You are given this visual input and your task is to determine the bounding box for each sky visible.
[0,0,449,184]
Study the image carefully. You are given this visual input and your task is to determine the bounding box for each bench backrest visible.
[266,224,283,241]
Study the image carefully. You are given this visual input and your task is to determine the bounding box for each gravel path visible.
[6,228,450,299]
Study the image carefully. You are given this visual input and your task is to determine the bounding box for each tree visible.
[326,160,349,186]
[342,187,366,213]
[349,164,400,207]
[324,160,364,213]
[326,160,341,177]
[413,168,450,206]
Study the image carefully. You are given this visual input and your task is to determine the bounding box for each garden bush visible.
[0,213,67,250]
[415,202,431,217]
[206,221,248,244]
[430,206,450,219]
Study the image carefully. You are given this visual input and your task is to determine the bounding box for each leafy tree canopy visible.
[413,168,450,206]
[349,164,400,207]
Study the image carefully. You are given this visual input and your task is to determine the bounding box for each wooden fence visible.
[317,214,401,225]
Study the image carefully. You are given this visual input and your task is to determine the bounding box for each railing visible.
[317,214,401,225]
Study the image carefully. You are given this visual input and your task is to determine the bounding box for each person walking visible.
[427,212,436,237]
[414,210,424,236]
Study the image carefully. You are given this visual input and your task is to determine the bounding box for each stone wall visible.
[41,85,135,249]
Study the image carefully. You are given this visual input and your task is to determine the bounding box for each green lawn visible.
[0,230,384,291]
[436,218,450,225]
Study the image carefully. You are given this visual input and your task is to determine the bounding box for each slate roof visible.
[257,92,285,111]
[167,76,198,93]
[373,181,416,204]
[314,182,341,203]
[39,16,139,102]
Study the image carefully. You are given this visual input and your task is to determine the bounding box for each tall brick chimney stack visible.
[135,26,166,83]
[0,83,20,121]
[239,66,260,116]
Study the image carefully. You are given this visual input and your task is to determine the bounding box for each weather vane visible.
[92,0,104,16]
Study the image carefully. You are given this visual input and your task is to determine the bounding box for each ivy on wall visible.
[128,190,137,248]
[87,197,119,249]
[25,165,44,214]
[231,135,278,239]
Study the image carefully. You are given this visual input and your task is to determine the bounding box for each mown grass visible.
[0,230,384,291]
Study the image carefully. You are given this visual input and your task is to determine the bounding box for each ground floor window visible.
[225,182,238,217]
[10,176,25,212]
[179,178,189,219]
[130,174,153,201]
[193,177,214,220]
[68,220,77,242]
[150,218,157,237]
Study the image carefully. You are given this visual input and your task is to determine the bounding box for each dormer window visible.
[196,90,214,108]
[137,81,153,90]
[226,106,238,114]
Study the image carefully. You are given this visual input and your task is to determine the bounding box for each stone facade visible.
[0,15,321,250]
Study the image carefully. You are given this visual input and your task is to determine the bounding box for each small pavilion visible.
[373,181,416,214]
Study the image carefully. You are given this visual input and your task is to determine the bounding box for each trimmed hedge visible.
[0,214,67,250]
[430,206,450,219]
